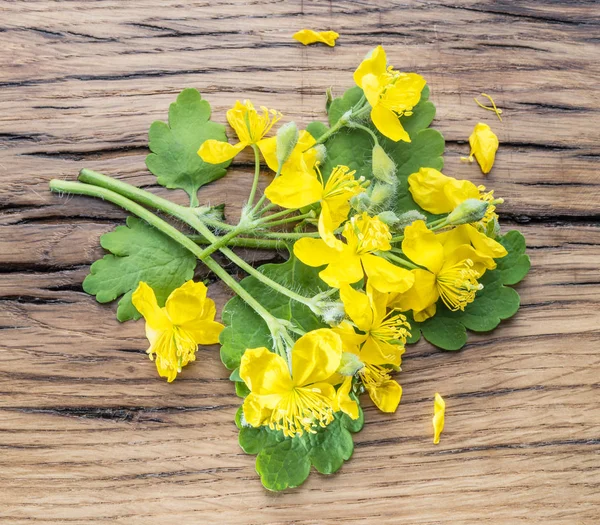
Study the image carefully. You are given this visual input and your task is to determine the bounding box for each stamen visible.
[436,259,483,311]
[371,309,411,345]
[474,93,503,122]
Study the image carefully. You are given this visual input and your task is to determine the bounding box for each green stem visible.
[189,191,199,208]
[259,211,313,228]
[311,119,345,147]
[49,179,281,330]
[76,169,322,314]
[257,206,298,223]
[347,122,379,145]
[390,218,449,243]
[247,144,261,206]
[189,235,286,250]
[379,251,420,270]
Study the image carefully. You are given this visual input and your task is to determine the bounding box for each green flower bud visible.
[396,210,427,229]
[350,192,372,212]
[372,144,396,184]
[377,211,400,226]
[336,352,364,377]
[276,121,299,167]
[321,301,345,325]
[485,215,501,239]
[314,144,327,164]
[370,181,395,207]
[446,198,489,226]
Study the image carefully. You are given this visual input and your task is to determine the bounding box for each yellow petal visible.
[264,171,323,209]
[366,378,402,413]
[319,254,365,288]
[291,329,343,387]
[469,123,499,174]
[132,282,170,331]
[242,393,274,427]
[293,237,339,267]
[239,347,293,396]
[433,392,446,444]
[353,45,387,91]
[361,337,403,367]
[259,130,317,176]
[391,269,439,316]
[332,320,367,350]
[333,377,359,419]
[198,139,246,164]
[414,303,437,322]
[371,104,410,143]
[408,168,479,214]
[293,29,339,47]
[402,220,444,274]
[464,224,507,259]
[165,280,208,326]
[318,200,341,248]
[361,254,415,293]
[383,73,426,113]
[339,284,373,332]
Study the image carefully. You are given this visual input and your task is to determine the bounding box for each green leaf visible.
[219,253,328,370]
[82,216,196,321]
[146,88,231,202]
[409,230,530,350]
[238,405,364,491]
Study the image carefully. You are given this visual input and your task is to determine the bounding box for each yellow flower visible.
[294,212,415,293]
[132,281,224,382]
[467,123,499,174]
[360,363,403,413]
[336,284,410,368]
[353,45,426,142]
[260,129,319,176]
[433,392,445,444]
[408,167,507,260]
[198,100,281,163]
[265,164,365,245]
[293,29,339,47]
[240,329,356,437]
[392,220,488,321]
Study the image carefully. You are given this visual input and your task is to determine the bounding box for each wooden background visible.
[1,1,599,523]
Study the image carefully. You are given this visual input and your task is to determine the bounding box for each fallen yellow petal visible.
[433,392,445,444]
[468,122,499,174]
[293,29,339,47]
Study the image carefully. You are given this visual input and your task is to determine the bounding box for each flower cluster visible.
[50,43,528,492]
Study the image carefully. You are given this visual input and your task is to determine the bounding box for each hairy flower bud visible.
[336,352,364,377]
[321,301,345,325]
[377,211,400,226]
[395,210,427,229]
[446,198,489,226]
[372,144,396,184]
[314,144,327,164]
[276,121,299,167]
[350,192,372,212]
[369,181,395,207]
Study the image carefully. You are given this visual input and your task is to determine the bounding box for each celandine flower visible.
[240,329,358,437]
[392,220,490,321]
[132,281,224,382]
[354,45,426,142]
[198,100,281,163]
[265,164,365,244]
[294,212,415,293]
[408,167,507,260]
[335,284,410,368]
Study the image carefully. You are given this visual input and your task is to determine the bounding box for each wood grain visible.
[1,0,599,523]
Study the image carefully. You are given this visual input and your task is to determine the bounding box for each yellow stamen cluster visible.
[268,388,335,438]
[370,309,411,345]
[347,213,392,254]
[436,259,483,311]
[477,185,503,227]
[236,100,281,144]
[321,165,364,200]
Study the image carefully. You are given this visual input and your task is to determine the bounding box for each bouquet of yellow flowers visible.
[50,45,529,491]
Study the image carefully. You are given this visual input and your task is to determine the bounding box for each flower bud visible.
[372,144,396,184]
[321,301,346,325]
[370,181,395,207]
[314,144,327,164]
[276,121,299,167]
[377,211,400,226]
[446,198,489,226]
[336,352,364,377]
[485,215,501,239]
[350,192,372,212]
[395,210,427,229]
